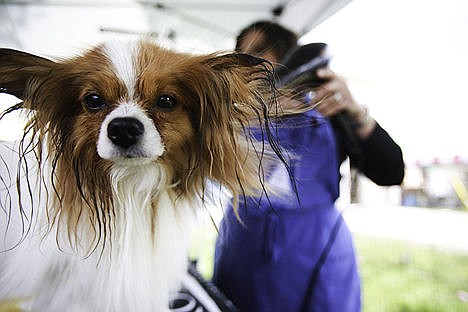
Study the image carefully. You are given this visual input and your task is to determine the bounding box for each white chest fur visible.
[0,143,194,312]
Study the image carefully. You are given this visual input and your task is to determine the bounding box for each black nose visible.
[107,117,144,148]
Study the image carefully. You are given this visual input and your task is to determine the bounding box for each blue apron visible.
[213,110,361,312]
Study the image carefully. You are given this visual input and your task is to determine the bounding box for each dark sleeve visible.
[350,122,405,186]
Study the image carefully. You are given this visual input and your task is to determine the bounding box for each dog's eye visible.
[155,95,177,111]
[84,93,106,111]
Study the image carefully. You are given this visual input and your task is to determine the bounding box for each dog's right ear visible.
[0,48,55,100]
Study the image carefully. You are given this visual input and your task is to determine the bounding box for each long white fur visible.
[0,147,193,311]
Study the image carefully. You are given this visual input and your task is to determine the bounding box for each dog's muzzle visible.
[107,117,144,149]
[97,103,164,161]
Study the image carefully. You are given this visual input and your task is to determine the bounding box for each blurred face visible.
[238,30,278,64]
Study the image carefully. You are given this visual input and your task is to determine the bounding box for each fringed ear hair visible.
[0,49,55,101]
[194,52,292,213]
[0,49,56,129]
[0,48,85,152]
[0,49,57,246]
[0,48,70,147]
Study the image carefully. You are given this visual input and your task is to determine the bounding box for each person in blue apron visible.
[212,21,404,312]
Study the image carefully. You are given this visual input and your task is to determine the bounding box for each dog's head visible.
[0,40,286,243]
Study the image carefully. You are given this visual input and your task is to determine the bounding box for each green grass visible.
[190,226,468,311]
[355,235,468,312]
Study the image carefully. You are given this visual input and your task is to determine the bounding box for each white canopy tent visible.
[0,0,352,56]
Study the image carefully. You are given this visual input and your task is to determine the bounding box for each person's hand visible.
[312,67,375,138]
[312,68,360,117]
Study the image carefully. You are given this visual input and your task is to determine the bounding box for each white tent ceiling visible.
[0,0,352,56]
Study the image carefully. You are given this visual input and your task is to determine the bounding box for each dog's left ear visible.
[206,53,270,70]
[192,52,281,202]
[0,48,56,100]
[201,50,279,130]
[202,52,277,119]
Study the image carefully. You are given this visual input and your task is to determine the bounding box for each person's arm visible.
[353,122,404,185]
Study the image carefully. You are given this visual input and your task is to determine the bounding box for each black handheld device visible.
[276,42,330,89]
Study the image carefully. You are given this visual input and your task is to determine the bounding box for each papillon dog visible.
[0,40,285,311]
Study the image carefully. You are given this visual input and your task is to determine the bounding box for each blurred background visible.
[1,0,467,310]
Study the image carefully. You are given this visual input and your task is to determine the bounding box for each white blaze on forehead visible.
[102,40,139,98]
